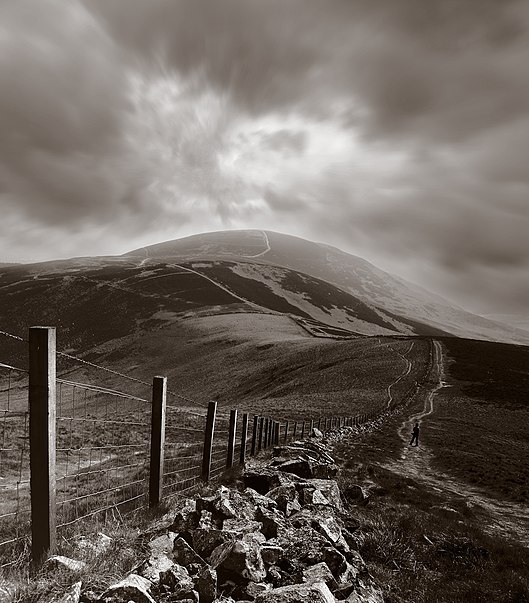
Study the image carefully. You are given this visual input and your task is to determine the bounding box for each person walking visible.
[410,422,420,447]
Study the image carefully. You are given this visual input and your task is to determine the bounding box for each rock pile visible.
[72,438,383,603]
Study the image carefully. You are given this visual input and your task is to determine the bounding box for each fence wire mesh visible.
[55,378,151,532]
[0,341,31,567]
[162,396,207,499]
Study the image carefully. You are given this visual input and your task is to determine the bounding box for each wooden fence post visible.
[202,401,217,482]
[29,326,57,565]
[268,420,273,447]
[274,422,279,445]
[293,421,297,439]
[226,409,238,469]
[309,419,314,435]
[149,376,167,508]
[240,413,249,465]
[258,416,264,451]
[284,421,289,442]
[263,418,269,448]
[301,421,305,439]
[317,417,322,431]
[251,415,258,456]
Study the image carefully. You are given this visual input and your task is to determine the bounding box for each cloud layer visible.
[1,0,528,316]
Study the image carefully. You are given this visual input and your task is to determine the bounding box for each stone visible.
[173,537,207,568]
[254,581,336,603]
[322,547,347,579]
[210,539,266,584]
[223,519,263,536]
[159,563,194,592]
[278,523,329,571]
[255,506,284,539]
[318,516,344,546]
[171,500,200,534]
[46,555,87,573]
[138,553,175,583]
[302,562,336,589]
[310,428,324,438]
[196,567,217,603]
[266,485,299,516]
[244,467,293,494]
[245,582,271,599]
[260,545,283,566]
[190,528,233,559]
[49,581,82,603]
[301,480,343,512]
[312,464,338,479]
[98,574,155,603]
[345,582,384,603]
[198,510,222,530]
[343,485,368,505]
[277,459,313,479]
[148,532,177,556]
[244,487,278,511]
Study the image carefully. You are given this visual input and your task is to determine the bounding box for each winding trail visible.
[386,341,414,408]
[245,230,271,258]
[385,339,529,546]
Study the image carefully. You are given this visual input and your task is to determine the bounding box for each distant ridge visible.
[126,229,529,345]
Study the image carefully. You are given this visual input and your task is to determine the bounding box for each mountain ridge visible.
[125,229,529,345]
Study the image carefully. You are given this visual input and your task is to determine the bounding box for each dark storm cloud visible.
[1,0,528,316]
[0,0,153,228]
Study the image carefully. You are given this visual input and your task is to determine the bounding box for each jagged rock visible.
[318,515,345,546]
[245,581,271,599]
[244,468,293,494]
[266,566,284,588]
[302,562,336,589]
[173,536,207,568]
[278,523,329,571]
[159,563,194,594]
[291,506,348,553]
[171,500,200,533]
[148,532,177,556]
[254,581,336,603]
[76,532,112,557]
[224,518,263,536]
[49,581,82,603]
[244,487,278,511]
[345,582,384,603]
[266,484,300,517]
[300,480,343,512]
[343,485,369,505]
[310,428,324,438]
[255,506,284,539]
[198,510,223,530]
[323,547,347,579]
[196,567,217,603]
[312,464,338,479]
[98,574,155,603]
[261,545,284,566]
[210,538,266,584]
[189,528,233,559]
[277,459,314,479]
[138,553,175,583]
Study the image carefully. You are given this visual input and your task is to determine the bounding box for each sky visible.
[0,0,528,319]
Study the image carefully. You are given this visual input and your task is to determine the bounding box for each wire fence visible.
[55,380,151,533]
[0,327,425,567]
[0,355,31,567]
[162,395,207,499]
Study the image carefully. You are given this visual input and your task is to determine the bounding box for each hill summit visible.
[126,229,529,345]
